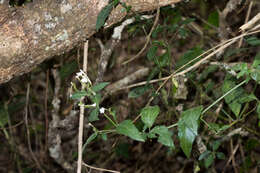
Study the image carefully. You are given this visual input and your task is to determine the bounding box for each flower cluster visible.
[76,70,92,85]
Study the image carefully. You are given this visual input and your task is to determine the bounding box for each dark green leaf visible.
[101,133,107,141]
[147,45,158,61]
[128,86,151,98]
[178,27,189,38]
[222,76,246,117]
[59,61,77,80]
[205,11,219,29]
[82,132,98,152]
[90,93,101,104]
[246,37,260,46]
[150,125,174,148]
[252,52,260,68]
[115,143,130,158]
[96,0,119,31]
[178,106,203,158]
[0,104,9,127]
[250,69,260,84]
[238,93,257,103]
[204,153,215,168]
[257,103,260,120]
[223,48,248,60]
[110,108,117,122]
[245,139,260,151]
[91,82,110,92]
[216,152,225,160]
[70,91,87,100]
[232,63,249,79]
[180,18,195,25]
[116,120,145,142]
[212,140,221,151]
[199,65,218,81]
[152,25,164,38]
[156,50,171,68]
[89,107,99,122]
[147,67,159,83]
[199,150,211,161]
[140,106,160,128]
[175,47,203,70]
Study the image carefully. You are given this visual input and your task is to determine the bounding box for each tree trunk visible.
[0,0,180,84]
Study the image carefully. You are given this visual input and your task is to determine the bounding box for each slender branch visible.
[77,41,89,173]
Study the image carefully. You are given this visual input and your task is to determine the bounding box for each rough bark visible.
[0,0,180,84]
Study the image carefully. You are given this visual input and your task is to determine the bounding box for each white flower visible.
[76,69,92,84]
[99,107,105,114]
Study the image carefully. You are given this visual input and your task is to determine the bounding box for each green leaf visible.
[257,103,260,120]
[212,140,221,151]
[59,61,77,80]
[147,45,158,61]
[199,150,211,161]
[175,47,203,70]
[82,132,98,152]
[70,91,87,100]
[199,65,218,81]
[96,0,119,31]
[245,139,260,151]
[101,133,107,141]
[155,49,171,68]
[109,108,117,122]
[178,106,203,158]
[116,120,145,142]
[252,52,260,68]
[238,93,257,103]
[150,125,174,148]
[0,104,9,127]
[140,106,160,128]
[128,85,151,98]
[90,93,101,104]
[115,143,130,158]
[232,63,249,79]
[89,107,99,122]
[205,11,219,29]
[222,76,246,117]
[208,123,229,133]
[204,153,215,168]
[246,36,260,46]
[180,17,195,25]
[91,82,110,92]
[223,48,248,60]
[250,69,260,84]
[216,152,225,160]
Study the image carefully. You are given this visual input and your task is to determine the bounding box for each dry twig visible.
[25,83,45,173]
[82,162,120,173]
[122,6,160,65]
[77,41,89,173]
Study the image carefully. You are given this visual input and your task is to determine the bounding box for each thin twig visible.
[240,12,260,31]
[82,162,120,173]
[44,69,49,153]
[238,1,253,47]
[122,5,160,65]
[0,120,23,130]
[25,83,45,173]
[230,140,239,173]
[77,40,89,173]
[222,143,239,173]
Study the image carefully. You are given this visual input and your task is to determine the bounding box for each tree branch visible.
[0,0,180,84]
